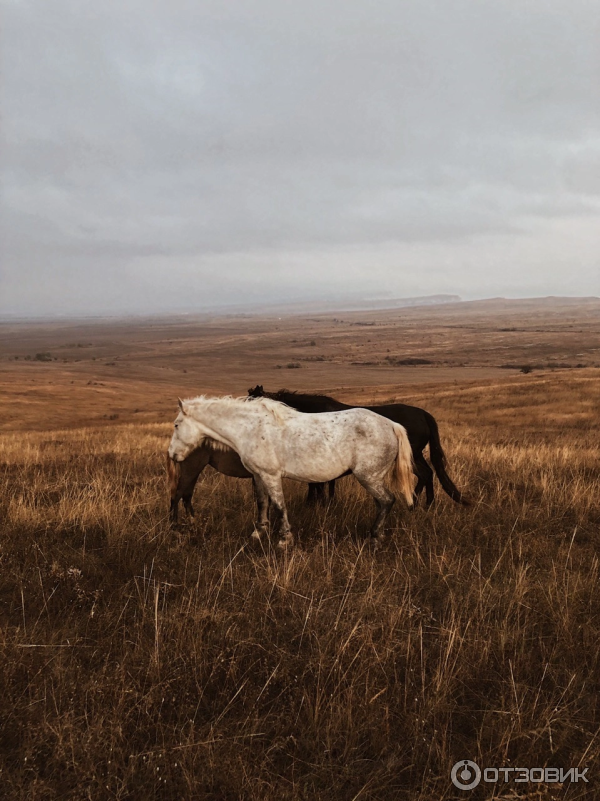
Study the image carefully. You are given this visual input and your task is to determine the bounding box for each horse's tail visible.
[425,411,471,506]
[166,451,180,499]
[390,423,415,508]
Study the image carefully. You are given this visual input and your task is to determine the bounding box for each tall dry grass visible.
[1,376,599,800]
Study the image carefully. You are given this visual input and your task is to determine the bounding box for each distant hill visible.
[226,294,462,315]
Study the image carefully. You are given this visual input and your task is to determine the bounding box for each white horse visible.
[168,396,414,547]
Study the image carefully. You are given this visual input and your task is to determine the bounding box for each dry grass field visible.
[1,299,599,799]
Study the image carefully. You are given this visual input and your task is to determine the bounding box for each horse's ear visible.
[258,385,264,394]
[178,398,187,414]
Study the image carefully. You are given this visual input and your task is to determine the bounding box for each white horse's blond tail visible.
[391,423,414,507]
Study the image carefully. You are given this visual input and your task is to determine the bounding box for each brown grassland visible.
[0,298,599,800]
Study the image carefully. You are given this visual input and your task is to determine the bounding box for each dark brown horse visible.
[166,443,253,523]
[248,386,470,508]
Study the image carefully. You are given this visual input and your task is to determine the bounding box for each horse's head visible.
[247,385,265,398]
[168,399,204,462]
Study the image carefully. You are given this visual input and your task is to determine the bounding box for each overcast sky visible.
[1,0,599,316]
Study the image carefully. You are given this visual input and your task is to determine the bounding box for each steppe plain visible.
[1,297,599,800]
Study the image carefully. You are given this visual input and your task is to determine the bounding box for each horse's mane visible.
[269,388,338,402]
[204,437,232,453]
[258,388,349,412]
[183,394,293,424]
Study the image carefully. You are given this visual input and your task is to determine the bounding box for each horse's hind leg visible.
[413,454,434,508]
[307,482,327,505]
[353,474,395,544]
[424,468,435,507]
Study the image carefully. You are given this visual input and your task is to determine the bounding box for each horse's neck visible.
[188,402,251,450]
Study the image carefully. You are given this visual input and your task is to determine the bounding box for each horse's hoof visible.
[277,534,294,549]
[251,529,263,541]
[370,534,385,551]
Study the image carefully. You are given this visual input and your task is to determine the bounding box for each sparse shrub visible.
[385,356,433,366]
[34,352,53,361]
[500,363,541,371]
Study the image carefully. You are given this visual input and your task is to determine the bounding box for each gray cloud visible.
[1,0,599,315]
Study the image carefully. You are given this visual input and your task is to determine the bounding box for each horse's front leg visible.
[251,478,270,542]
[258,473,294,548]
[170,450,209,525]
[182,496,195,518]
[169,497,179,524]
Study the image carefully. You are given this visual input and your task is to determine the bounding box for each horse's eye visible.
[175,424,178,429]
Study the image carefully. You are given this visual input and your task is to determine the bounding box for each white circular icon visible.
[451,760,482,790]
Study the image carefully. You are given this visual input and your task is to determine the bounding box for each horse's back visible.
[271,391,430,449]
[269,391,349,413]
[277,406,398,441]
[326,406,397,431]
[275,407,400,480]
